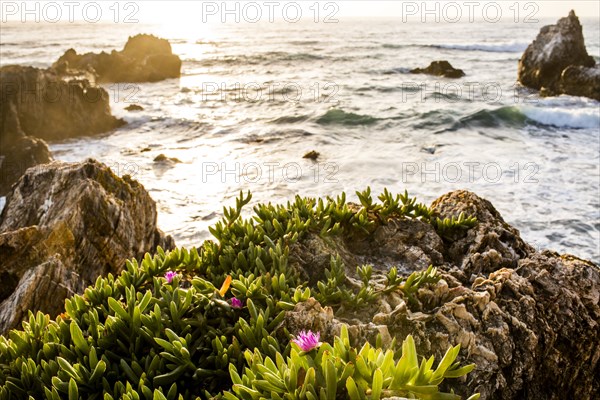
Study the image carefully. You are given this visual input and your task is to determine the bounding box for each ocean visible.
[1,15,599,263]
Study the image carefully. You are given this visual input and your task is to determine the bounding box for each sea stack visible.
[518,10,599,100]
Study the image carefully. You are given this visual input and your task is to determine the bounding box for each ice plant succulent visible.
[164,271,177,283]
[292,330,321,352]
[230,297,243,309]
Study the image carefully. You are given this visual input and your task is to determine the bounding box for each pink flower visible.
[230,297,243,309]
[292,330,321,352]
[164,271,177,283]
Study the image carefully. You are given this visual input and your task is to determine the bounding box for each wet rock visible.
[54,34,182,83]
[559,65,600,101]
[0,65,125,141]
[0,159,174,334]
[411,61,465,78]
[287,190,599,399]
[153,154,182,164]
[125,104,144,111]
[303,150,320,160]
[518,10,597,99]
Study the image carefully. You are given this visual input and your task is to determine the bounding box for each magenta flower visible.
[230,297,243,309]
[164,271,177,283]
[292,330,321,352]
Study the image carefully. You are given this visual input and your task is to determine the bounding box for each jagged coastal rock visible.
[0,159,174,334]
[518,10,599,100]
[410,60,466,78]
[0,65,125,141]
[285,191,599,399]
[54,34,182,83]
[0,65,125,193]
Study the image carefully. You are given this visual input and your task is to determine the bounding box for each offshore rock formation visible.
[0,65,124,192]
[410,61,466,78]
[518,10,599,100]
[0,159,174,334]
[54,34,182,83]
[285,191,599,399]
[0,65,124,141]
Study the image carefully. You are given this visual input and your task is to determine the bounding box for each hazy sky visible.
[1,1,599,23]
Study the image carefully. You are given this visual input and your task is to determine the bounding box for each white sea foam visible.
[522,106,600,129]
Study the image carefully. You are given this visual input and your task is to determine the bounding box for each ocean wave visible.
[450,105,600,131]
[380,42,528,53]
[428,42,528,53]
[450,106,528,130]
[382,67,412,75]
[521,106,600,129]
[270,115,310,124]
[187,51,326,67]
[316,109,378,126]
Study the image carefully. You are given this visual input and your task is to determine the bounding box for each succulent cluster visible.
[0,189,478,399]
[227,326,479,400]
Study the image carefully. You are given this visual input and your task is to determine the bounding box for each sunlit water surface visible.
[1,18,599,263]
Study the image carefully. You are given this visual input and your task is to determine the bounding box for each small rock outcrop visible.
[125,104,144,111]
[0,159,174,334]
[411,61,465,78]
[54,34,182,83]
[286,191,599,399]
[518,10,599,100]
[0,65,125,141]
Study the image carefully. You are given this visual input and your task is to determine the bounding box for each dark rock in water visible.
[286,190,599,399]
[0,65,125,141]
[54,34,182,83]
[153,154,182,164]
[0,159,174,334]
[411,61,465,78]
[559,65,600,101]
[125,104,144,111]
[518,10,597,99]
[303,150,320,160]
